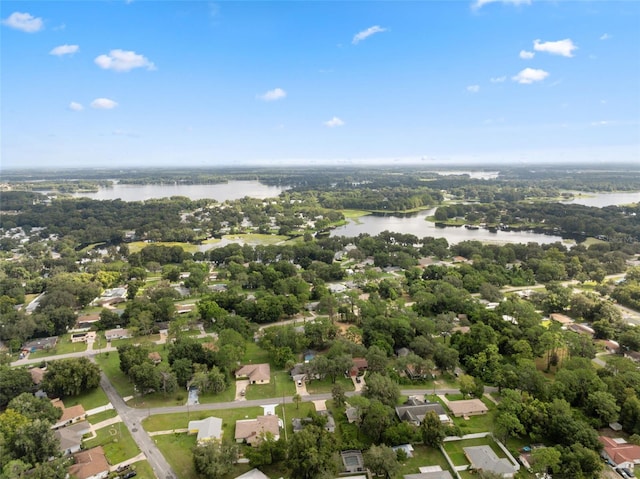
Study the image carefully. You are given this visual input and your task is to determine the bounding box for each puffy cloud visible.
[2,12,44,33]
[258,88,287,101]
[352,25,387,44]
[90,98,118,109]
[324,117,345,127]
[512,68,549,84]
[95,49,156,72]
[472,0,531,10]
[50,44,79,56]
[519,50,535,59]
[466,85,480,93]
[490,76,506,83]
[600,33,611,40]
[69,102,84,111]
[533,38,578,57]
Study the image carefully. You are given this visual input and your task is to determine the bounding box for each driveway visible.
[296,379,310,396]
[235,380,250,401]
[351,374,365,392]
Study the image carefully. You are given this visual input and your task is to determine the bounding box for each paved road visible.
[99,371,178,479]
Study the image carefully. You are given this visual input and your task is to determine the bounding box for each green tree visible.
[42,357,100,397]
[0,367,33,409]
[494,412,525,443]
[192,439,239,477]
[7,393,61,423]
[530,447,561,476]
[363,444,400,479]
[363,372,400,408]
[286,425,337,479]
[420,410,445,448]
[362,400,395,443]
[293,393,302,410]
[332,383,346,408]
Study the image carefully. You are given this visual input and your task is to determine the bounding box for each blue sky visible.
[1,0,639,169]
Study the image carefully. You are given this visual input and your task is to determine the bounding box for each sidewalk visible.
[109,452,147,472]
[148,428,188,436]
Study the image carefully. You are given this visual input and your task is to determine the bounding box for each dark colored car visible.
[123,472,137,479]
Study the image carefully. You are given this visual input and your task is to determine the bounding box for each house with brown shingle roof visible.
[148,351,162,365]
[51,398,86,429]
[68,446,110,479]
[235,363,270,384]
[29,366,46,385]
[235,415,280,446]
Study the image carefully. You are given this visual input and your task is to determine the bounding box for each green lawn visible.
[63,386,110,410]
[28,335,87,358]
[198,385,237,404]
[443,436,507,467]
[281,402,315,439]
[447,398,497,435]
[88,409,118,425]
[84,423,140,464]
[95,351,135,398]
[128,241,199,254]
[143,406,264,434]
[305,375,354,394]
[154,434,198,479]
[397,444,452,478]
[245,371,295,400]
[127,460,156,479]
[221,233,289,245]
[242,342,271,364]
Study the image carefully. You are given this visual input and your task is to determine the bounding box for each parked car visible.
[355,376,361,383]
[621,468,635,478]
[297,379,302,386]
[616,468,630,479]
[123,472,137,479]
[240,389,245,396]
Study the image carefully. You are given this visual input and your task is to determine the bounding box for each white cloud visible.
[69,102,84,111]
[512,68,549,84]
[258,88,287,101]
[95,49,156,72]
[490,76,506,83]
[600,33,611,40]
[2,12,44,33]
[50,44,79,56]
[591,120,611,126]
[533,38,578,57]
[324,117,345,127]
[519,50,535,59]
[90,98,118,109]
[472,0,531,10]
[352,25,387,44]
[467,85,480,93]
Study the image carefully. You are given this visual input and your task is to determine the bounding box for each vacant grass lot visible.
[63,386,110,410]
[305,375,354,394]
[242,342,271,364]
[398,445,453,477]
[245,371,295,400]
[85,423,140,464]
[128,460,156,479]
[143,406,263,433]
[154,434,198,479]
[95,352,135,398]
[88,408,118,425]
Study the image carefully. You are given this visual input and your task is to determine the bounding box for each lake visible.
[330,209,566,245]
[71,181,287,202]
[562,191,640,207]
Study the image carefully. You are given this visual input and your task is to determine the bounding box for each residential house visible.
[341,450,365,474]
[234,469,270,479]
[51,398,87,429]
[404,471,454,479]
[290,363,307,384]
[104,328,131,341]
[446,399,488,418]
[567,323,595,337]
[292,411,335,434]
[55,421,91,455]
[600,340,621,354]
[345,406,359,424]
[464,446,517,478]
[395,397,450,426]
[188,416,223,444]
[235,415,280,446]
[68,446,110,479]
[29,366,46,385]
[599,436,640,469]
[71,332,89,343]
[235,363,271,384]
[624,351,640,363]
[392,444,414,458]
[93,287,127,307]
[148,352,162,365]
[21,336,58,353]
[348,358,368,377]
[550,313,574,326]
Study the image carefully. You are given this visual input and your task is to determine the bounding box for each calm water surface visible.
[331,209,565,245]
[562,191,640,207]
[71,181,286,202]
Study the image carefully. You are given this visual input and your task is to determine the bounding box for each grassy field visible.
[221,233,289,245]
[95,352,135,398]
[245,371,295,400]
[28,335,87,358]
[84,422,140,464]
[127,460,156,479]
[306,375,355,394]
[143,406,264,433]
[154,434,198,479]
[242,342,271,364]
[443,436,507,467]
[449,398,497,435]
[88,409,118,425]
[397,444,453,477]
[63,386,110,410]
[127,241,199,254]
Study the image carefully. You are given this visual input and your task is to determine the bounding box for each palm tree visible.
[293,393,302,410]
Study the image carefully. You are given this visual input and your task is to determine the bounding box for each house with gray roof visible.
[188,416,223,444]
[464,445,517,478]
[395,397,449,426]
